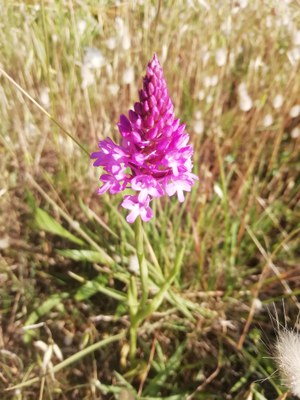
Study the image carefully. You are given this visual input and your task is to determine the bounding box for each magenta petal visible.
[129,110,138,123]
[148,82,155,95]
[120,114,131,130]
[121,195,134,209]
[177,189,185,202]
[90,151,102,159]
[126,209,139,224]
[97,182,110,194]
[148,126,158,139]
[140,206,153,222]
[134,102,143,115]
[138,189,148,203]
[118,114,132,136]
[144,115,154,128]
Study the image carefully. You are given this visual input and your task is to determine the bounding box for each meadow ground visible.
[0,1,300,399]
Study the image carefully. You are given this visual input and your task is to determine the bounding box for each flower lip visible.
[121,195,153,223]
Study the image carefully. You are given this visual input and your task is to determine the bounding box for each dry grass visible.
[0,1,300,399]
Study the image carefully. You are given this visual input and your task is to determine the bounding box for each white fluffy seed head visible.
[291,127,300,139]
[262,114,273,127]
[239,94,253,112]
[275,329,300,397]
[272,94,284,109]
[83,47,105,69]
[123,67,135,85]
[194,120,204,135]
[215,47,227,67]
[289,105,300,118]
[293,30,300,46]
[77,20,87,36]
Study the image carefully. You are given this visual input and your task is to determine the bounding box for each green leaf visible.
[143,342,186,396]
[57,248,114,266]
[135,247,185,322]
[74,276,126,302]
[24,292,69,343]
[35,207,84,245]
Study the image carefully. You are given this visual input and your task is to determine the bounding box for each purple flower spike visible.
[91,54,198,223]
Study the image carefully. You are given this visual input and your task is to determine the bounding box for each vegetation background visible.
[0,0,299,399]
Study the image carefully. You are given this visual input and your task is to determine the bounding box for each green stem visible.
[128,276,138,362]
[135,217,148,307]
[129,321,138,363]
[135,246,184,322]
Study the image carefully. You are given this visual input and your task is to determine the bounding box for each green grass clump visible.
[0,1,299,399]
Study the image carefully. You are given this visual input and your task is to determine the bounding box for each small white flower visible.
[105,37,117,50]
[40,87,50,109]
[206,94,213,104]
[77,20,87,36]
[83,47,105,69]
[288,47,300,65]
[203,76,211,88]
[239,93,253,112]
[215,47,227,67]
[52,34,58,43]
[204,75,218,88]
[237,83,247,96]
[81,65,95,89]
[272,94,284,109]
[253,298,263,312]
[123,67,134,85]
[161,44,168,64]
[194,120,204,135]
[263,114,273,127]
[194,110,202,120]
[291,127,300,139]
[290,105,300,118]
[292,30,300,46]
[253,56,263,71]
[0,235,9,250]
[239,0,248,7]
[197,90,205,101]
[275,329,300,397]
[122,34,131,51]
[210,75,218,86]
[108,83,119,97]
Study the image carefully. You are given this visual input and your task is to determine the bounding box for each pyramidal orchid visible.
[91,54,197,223]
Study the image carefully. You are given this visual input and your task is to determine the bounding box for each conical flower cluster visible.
[91,54,197,223]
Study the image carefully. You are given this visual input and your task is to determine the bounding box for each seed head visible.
[275,328,300,397]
